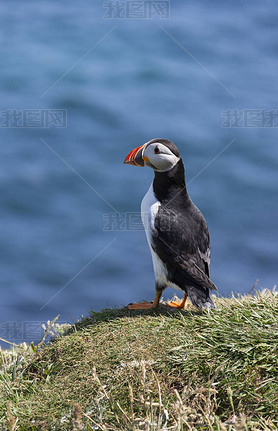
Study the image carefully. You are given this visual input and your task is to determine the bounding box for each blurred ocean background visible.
[0,0,277,344]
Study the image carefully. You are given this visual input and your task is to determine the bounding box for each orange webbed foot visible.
[127,291,162,310]
[167,294,188,309]
[127,302,155,310]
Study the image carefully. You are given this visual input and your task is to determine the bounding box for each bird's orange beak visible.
[124,144,147,167]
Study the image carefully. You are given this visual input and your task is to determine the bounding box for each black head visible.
[124,138,181,172]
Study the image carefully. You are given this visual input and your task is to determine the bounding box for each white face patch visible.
[143,143,180,172]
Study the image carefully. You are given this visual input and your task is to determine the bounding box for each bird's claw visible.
[127,302,154,310]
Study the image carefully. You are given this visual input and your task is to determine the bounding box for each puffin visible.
[124,138,217,310]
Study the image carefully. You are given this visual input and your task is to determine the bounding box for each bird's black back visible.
[152,159,216,308]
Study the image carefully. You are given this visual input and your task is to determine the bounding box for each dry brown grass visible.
[0,292,277,430]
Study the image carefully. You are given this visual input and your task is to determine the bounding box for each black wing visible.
[152,203,217,307]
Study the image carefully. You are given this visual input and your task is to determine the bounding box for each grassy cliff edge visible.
[1,292,278,430]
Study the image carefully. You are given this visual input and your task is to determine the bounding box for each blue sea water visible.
[0,0,278,345]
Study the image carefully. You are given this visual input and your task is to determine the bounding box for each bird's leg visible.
[127,286,163,310]
[168,293,188,309]
[151,290,162,308]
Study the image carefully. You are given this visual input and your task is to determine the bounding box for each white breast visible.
[141,183,182,291]
[141,183,160,244]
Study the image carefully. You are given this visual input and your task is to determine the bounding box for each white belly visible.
[141,182,183,292]
[141,183,160,246]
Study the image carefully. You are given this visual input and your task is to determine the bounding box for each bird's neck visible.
[153,159,190,205]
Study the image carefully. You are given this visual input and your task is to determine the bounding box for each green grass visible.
[0,292,278,430]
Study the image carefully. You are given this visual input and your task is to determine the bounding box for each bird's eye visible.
[154,146,160,154]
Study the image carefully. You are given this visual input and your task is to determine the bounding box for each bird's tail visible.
[186,286,215,309]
